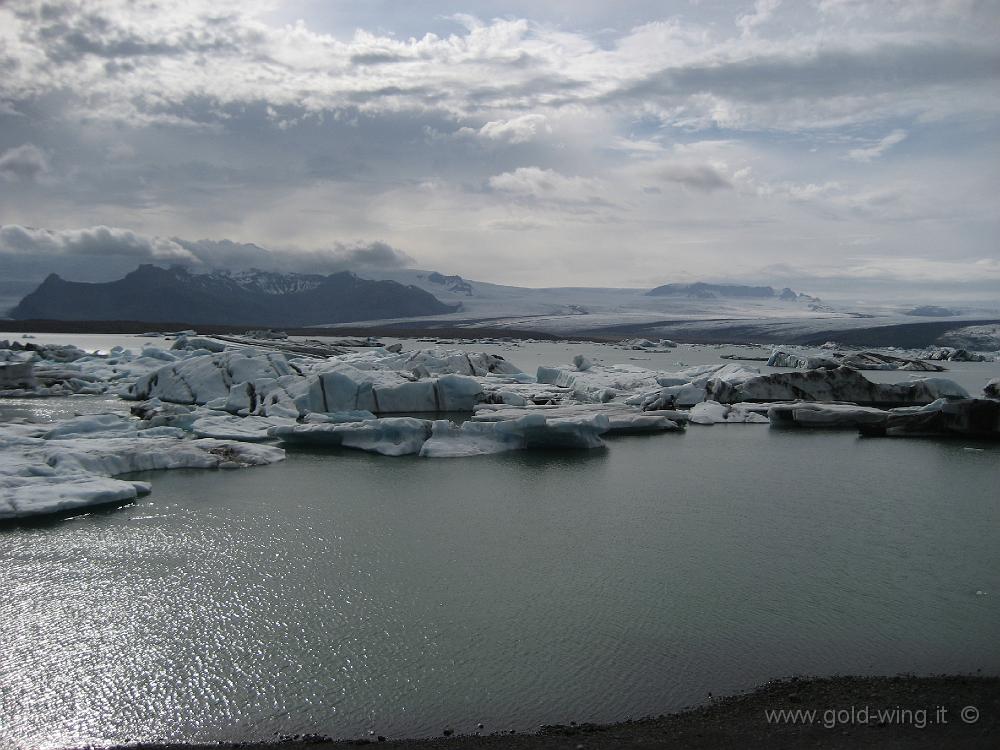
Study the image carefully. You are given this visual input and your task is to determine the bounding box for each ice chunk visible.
[0,418,286,520]
[335,347,521,376]
[767,402,888,428]
[0,359,36,389]
[270,418,432,456]
[419,413,610,458]
[536,363,663,402]
[708,367,968,407]
[985,378,999,399]
[860,398,1000,439]
[1,476,141,520]
[191,414,294,442]
[171,335,227,353]
[472,403,685,433]
[688,401,769,425]
[125,350,293,404]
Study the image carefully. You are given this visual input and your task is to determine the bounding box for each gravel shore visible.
[88,675,998,750]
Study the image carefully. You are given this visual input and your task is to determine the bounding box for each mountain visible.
[646,282,781,298]
[9,265,458,326]
[426,271,474,296]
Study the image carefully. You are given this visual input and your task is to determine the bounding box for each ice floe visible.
[0,414,285,521]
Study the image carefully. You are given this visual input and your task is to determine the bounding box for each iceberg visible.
[0,417,285,521]
[687,401,769,425]
[270,417,433,456]
[472,403,685,433]
[191,413,295,442]
[629,363,761,410]
[125,350,294,404]
[860,398,1000,439]
[767,402,889,429]
[419,413,610,458]
[707,367,968,407]
[985,378,999,399]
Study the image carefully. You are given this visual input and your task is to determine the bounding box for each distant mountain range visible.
[646,282,811,300]
[9,265,458,326]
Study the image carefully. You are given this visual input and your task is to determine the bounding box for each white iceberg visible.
[472,403,685,433]
[687,401,769,425]
[125,350,294,404]
[0,417,285,521]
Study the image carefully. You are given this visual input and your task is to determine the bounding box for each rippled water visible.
[3,427,998,748]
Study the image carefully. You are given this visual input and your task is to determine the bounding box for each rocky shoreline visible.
[81,675,998,750]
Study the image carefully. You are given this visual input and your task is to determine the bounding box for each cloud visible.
[0,224,194,260]
[847,129,908,162]
[487,167,611,208]
[459,114,550,144]
[737,0,782,36]
[0,224,414,275]
[0,144,50,181]
[0,2,997,295]
[2,1,997,134]
[650,163,733,192]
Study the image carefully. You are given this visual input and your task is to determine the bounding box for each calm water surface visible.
[2,428,998,747]
[2,337,999,747]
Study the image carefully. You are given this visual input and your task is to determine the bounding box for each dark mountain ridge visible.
[647,282,812,300]
[9,265,458,326]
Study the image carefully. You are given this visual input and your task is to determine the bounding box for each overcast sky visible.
[1,0,998,298]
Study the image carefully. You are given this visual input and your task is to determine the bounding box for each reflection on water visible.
[2,429,998,747]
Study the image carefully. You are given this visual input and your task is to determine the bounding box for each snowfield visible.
[1,331,998,519]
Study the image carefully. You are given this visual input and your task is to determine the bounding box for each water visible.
[2,337,999,747]
[2,429,998,748]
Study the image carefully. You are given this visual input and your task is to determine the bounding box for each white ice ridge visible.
[0,413,284,521]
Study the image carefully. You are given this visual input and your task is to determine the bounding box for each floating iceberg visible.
[272,412,615,458]
[472,403,685,433]
[125,350,295,404]
[419,413,610,458]
[707,367,968,407]
[687,401,769,425]
[271,417,433,456]
[0,416,285,521]
[860,398,1000,439]
[629,363,761,409]
[767,402,889,429]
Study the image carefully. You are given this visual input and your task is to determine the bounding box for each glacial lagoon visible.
[1,336,998,747]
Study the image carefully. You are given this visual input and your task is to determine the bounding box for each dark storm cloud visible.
[0,224,414,276]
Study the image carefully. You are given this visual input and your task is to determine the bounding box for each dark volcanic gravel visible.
[84,675,999,750]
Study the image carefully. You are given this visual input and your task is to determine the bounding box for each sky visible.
[1,0,998,301]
